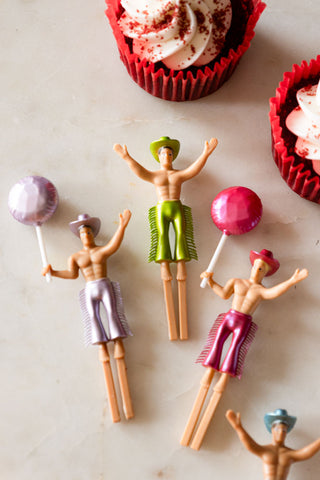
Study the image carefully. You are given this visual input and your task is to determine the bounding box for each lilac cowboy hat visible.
[69,213,101,238]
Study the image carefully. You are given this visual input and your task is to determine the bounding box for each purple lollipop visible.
[8,176,58,282]
[201,186,263,288]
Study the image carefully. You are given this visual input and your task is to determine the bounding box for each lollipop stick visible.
[200,232,228,288]
[35,225,51,283]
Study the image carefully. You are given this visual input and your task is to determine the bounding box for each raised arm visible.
[42,255,80,280]
[175,138,218,182]
[113,143,154,183]
[260,268,308,300]
[100,209,132,257]
[290,438,320,462]
[226,410,265,457]
[200,271,235,299]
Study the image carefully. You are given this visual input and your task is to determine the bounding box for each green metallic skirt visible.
[148,200,198,263]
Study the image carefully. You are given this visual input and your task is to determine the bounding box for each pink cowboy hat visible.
[249,249,280,276]
[69,213,101,238]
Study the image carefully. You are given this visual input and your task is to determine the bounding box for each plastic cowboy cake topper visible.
[42,210,133,423]
[226,408,320,480]
[181,250,308,450]
[114,136,218,341]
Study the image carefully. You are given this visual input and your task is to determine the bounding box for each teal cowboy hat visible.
[150,136,180,162]
[264,408,297,433]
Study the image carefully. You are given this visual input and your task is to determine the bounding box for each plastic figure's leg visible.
[99,343,120,423]
[114,339,134,420]
[180,368,215,446]
[161,261,178,341]
[190,373,229,450]
[177,260,188,340]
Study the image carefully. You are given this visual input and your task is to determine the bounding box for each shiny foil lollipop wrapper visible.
[8,176,59,282]
[201,186,263,288]
[8,176,58,225]
[211,186,263,236]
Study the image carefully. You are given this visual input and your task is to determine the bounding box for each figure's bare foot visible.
[161,261,172,281]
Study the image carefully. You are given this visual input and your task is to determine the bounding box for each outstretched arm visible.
[260,268,308,300]
[226,410,265,457]
[175,138,218,182]
[113,144,154,183]
[42,255,80,280]
[100,209,132,257]
[200,271,235,299]
[290,438,320,462]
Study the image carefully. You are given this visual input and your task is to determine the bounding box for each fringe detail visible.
[79,288,93,347]
[148,204,198,262]
[111,281,133,337]
[148,205,158,263]
[183,205,198,261]
[196,313,226,364]
[235,321,258,379]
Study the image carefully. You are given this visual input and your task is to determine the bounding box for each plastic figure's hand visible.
[204,138,218,156]
[113,143,128,159]
[42,264,53,276]
[120,209,132,229]
[290,268,308,284]
[226,410,242,429]
[200,271,213,280]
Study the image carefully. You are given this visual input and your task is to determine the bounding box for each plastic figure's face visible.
[158,147,174,168]
[79,226,95,247]
[272,423,288,445]
[251,258,271,282]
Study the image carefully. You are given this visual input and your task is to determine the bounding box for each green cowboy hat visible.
[264,409,297,433]
[150,136,180,162]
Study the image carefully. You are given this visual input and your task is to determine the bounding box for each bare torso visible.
[230,278,264,315]
[262,446,293,480]
[72,247,108,282]
[152,169,183,202]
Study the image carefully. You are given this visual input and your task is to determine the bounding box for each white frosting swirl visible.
[286,81,320,174]
[118,0,232,70]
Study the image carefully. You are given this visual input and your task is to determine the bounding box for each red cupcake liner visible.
[105,0,266,102]
[269,56,320,204]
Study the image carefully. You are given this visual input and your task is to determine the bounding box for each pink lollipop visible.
[201,186,262,288]
[8,176,58,282]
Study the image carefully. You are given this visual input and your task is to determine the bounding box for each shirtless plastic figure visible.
[180,249,308,449]
[114,136,218,341]
[226,408,320,480]
[42,210,133,422]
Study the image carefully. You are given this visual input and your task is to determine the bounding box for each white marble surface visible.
[1,1,320,479]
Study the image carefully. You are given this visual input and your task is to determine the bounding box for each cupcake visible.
[269,56,320,204]
[105,0,266,101]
